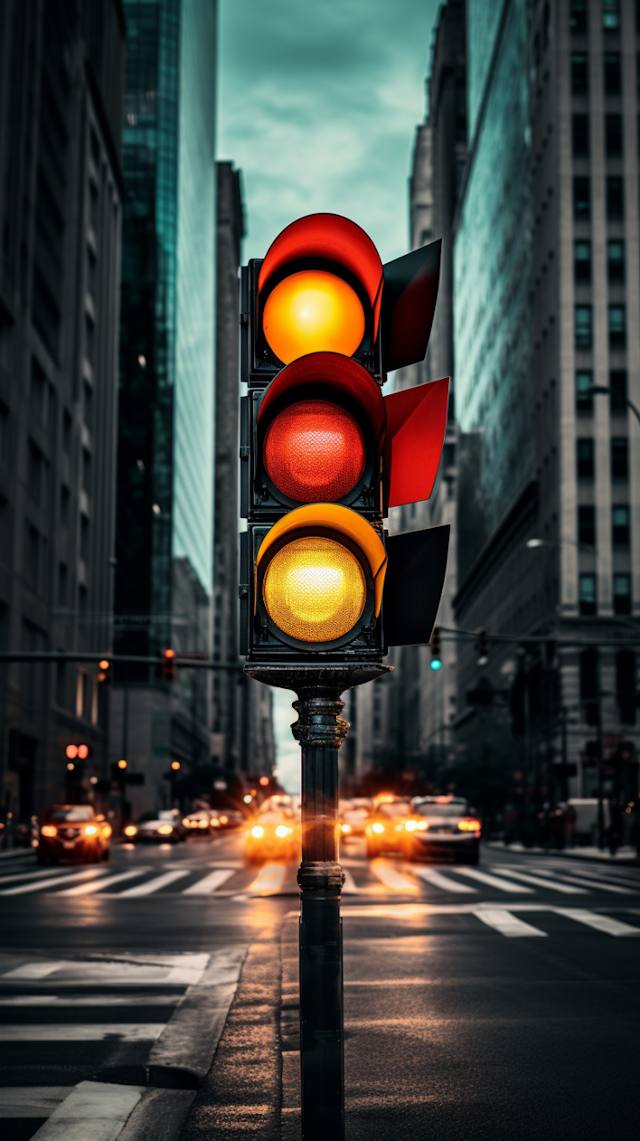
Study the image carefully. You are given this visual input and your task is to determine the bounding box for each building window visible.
[607,240,625,281]
[612,504,630,546]
[574,240,591,281]
[76,669,88,719]
[82,448,91,493]
[609,305,626,348]
[83,382,93,430]
[572,113,590,156]
[613,573,631,614]
[611,436,628,479]
[603,0,620,30]
[58,562,68,605]
[578,505,596,547]
[580,648,599,724]
[571,0,588,33]
[573,176,590,219]
[616,651,636,724]
[572,52,589,92]
[575,305,592,349]
[27,441,44,506]
[604,51,621,93]
[579,574,597,615]
[609,369,627,413]
[0,403,8,466]
[60,484,70,525]
[606,175,624,218]
[605,113,623,156]
[63,409,72,453]
[80,515,89,562]
[577,437,595,479]
[24,523,40,593]
[576,370,593,413]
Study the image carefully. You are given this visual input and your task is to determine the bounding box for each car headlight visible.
[41,825,57,838]
[157,824,174,835]
[275,825,290,838]
[101,824,112,839]
[341,823,352,834]
[84,825,98,837]
[198,819,208,829]
[458,818,481,832]
[405,820,416,832]
[220,816,228,825]
[372,822,385,834]
[211,818,220,827]
[251,825,265,839]
[124,825,137,837]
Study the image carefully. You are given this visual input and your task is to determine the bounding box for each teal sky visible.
[217,0,441,788]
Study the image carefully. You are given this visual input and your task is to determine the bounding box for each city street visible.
[0,835,638,1139]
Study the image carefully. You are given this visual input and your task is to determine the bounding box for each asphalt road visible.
[0,833,638,1139]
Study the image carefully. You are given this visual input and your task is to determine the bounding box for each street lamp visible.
[585,385,640,426]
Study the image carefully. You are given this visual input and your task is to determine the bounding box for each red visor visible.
[257,353,385,442]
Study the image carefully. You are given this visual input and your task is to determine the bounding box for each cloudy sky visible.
[217,0,441,789]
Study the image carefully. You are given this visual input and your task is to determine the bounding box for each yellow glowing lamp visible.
[255,503,387,650]
[263,270,365,364]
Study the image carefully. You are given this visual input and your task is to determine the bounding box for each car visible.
[339,802,370,838]
[245,810,299,864]
[38,805,111,864]
[402,796,481,865]
[182,810,220,836]
[364,799,413,858]
[126,809,186,844]
[214,809,245,830]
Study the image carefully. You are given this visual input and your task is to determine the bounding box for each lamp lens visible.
[264,400,365,502]
[263,536,366,643]
[263,270,365,363]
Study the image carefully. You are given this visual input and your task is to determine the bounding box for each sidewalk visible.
[489,840,639,865]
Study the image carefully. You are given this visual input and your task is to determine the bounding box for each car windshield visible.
[414,802,468,817]
[44,806,94,823]
[138,811,160,823]
[158,810,178,820]
[378,802,411,818]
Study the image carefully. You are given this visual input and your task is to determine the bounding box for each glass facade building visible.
[116,0,216,658]
[454,0,530,579]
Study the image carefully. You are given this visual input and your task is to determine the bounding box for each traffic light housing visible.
[97,660,112,685]
[240,213,450,664]
[162,649,177,682]
[430,627,442,670]
[476,630,489,666]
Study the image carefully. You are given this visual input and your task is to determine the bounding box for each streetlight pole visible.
[585,385,640,427]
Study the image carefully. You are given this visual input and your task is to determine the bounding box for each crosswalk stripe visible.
[342,869,358,894]
[412,867,477,893]
[59,869,149,896]
[0,993,181,1007]
[0,1023,167,1042]
[182,868,235,895]
[246,863,287,894]
[553,908,640,937]
[452,868,534,893]
[116,869,191,897]
[1,961,66,980]
[473,908,547,937]
[543,866,638,892]
[527,868,635,895]
[0,867,105,895]
[370,860,418,892]
[489,867,587,894]
[0,867,74,888]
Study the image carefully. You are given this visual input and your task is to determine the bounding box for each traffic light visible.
[476,630,488,666]
[240,213,450,661]
[65,743,92,761]
[162,649,177,682]
[97,659,112,685]
[430,627,442,670]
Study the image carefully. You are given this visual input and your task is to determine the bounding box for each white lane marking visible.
[412,867,477,894]
[0,1087,69,1118]
[554,908,640,937]
[0,867,74,888]
[182,868,235,895]
[0,1024,167,1042]
[526,867,634,895]
[489,867,587,894]
[27,1079,143,1140]
[370,860,418,892]
[0,993,181,1007]
[473,909,548,937]
[1,961,66,980]
[116,870,191,897]
[541,866,637,893]
[452,868,534,893]
[341,869,358,894]
[60,869,149,896]
[246,863,287,894]
[0,867,105,895]
[165,953,210,984]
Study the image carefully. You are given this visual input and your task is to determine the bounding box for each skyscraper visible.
[112,0,217,811]
[0,0,125,817]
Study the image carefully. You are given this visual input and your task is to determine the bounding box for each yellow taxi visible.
[245,810,299,865]
[38,805,111,865]
[364,798,412,858]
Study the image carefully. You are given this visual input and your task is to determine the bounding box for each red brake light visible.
[263,400,365,502]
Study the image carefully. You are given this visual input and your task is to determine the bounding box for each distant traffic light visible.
[117,758,128,770]
[170,760,180,771]
[476,630,489,666]
[259,775,270,787]
[240,212,450,662]
[97,659,112,685]
[430,627,442,671]
[162,649,177,682]
[66,743,92,761]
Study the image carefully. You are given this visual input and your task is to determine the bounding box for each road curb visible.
[488,842,640,867]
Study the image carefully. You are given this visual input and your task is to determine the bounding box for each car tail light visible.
[263,400,365,502]
[458,818,481,832]
[41,825,57,838]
